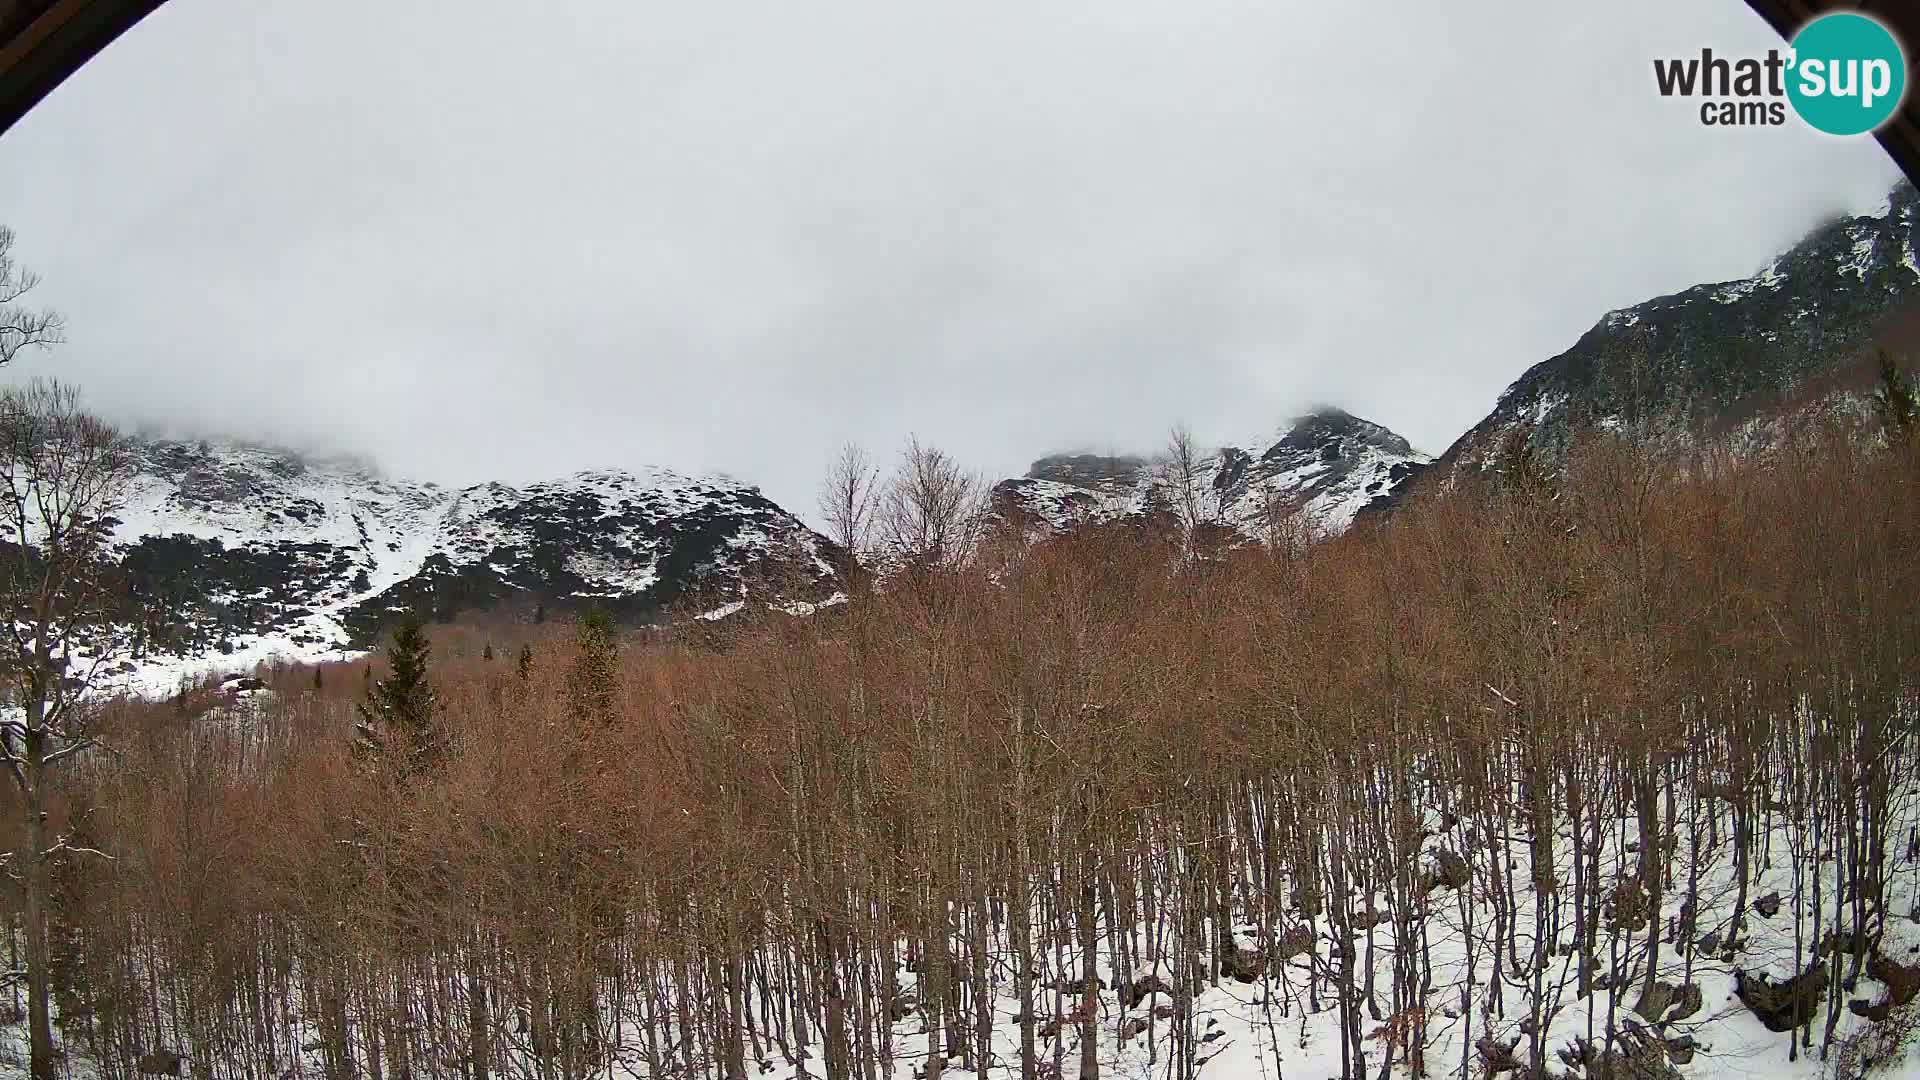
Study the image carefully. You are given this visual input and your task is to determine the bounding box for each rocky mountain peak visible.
[103,436,842,692]
[1267,407,1416,461]
[1025,452,1151,489]
[996,408,1428,542]
[1428,179,1920,478]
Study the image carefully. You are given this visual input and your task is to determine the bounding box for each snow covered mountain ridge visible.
[1414,179,1920,484]
[90,183,1920,688]
[105,436,842,691]
[992,407,1430,542]
[98,405,1428,691]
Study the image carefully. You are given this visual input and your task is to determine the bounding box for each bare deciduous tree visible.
[0,380,134,1080]
[878,436,985,577]
[3,406,1918,1080]
[1256,482,1313,559]
[817,442,881,581]
[0,229,63,368]
[1158,425,1209,549]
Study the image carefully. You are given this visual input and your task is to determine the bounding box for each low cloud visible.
[0,0,1902,522]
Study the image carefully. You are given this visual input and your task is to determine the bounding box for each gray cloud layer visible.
[0,0,1904,520]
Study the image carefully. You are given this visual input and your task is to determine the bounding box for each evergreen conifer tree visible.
[516,643,535,683]
[482,642,494,661]
[1875,350,1917,436]
[1496,425,1556,504]
[569,607,618,726]
[356,613,440,773]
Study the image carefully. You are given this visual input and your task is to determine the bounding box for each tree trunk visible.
[1076,873,1099,1080]
[818,920,851,1080]
[23,707,55,1080]
[466,944,489,1080]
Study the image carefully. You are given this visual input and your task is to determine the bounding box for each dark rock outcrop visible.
[100,437,843,677]
[1375,181,1920,517]
[1734,963,1831,1032]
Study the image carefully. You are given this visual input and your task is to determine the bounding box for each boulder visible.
[1850,951,1920,1021]
[1664,982,1704,1025]
[1422,849,1471,894]
[1871,951,1920,1008]
[1556,1038,1597,1070]
[1734,963,1829,1032]
[1117,972,1168,1009]
[1606,879,1651,933]
[1274,925,1315,962]
[1475,1035,1521,1075]
[1633,981,1676,1022]
[1350,907,1390,931]
[1221,943,1265,984]
[1584,1029,1683,1079]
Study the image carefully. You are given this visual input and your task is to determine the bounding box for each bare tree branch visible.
[818,441,881,573]
[0,228,64,367]
[877,436,987,578]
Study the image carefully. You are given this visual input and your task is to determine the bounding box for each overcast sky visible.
[0,0,1905,520]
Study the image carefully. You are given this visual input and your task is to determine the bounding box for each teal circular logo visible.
[1787,13,1907,136]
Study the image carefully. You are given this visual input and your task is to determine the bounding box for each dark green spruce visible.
[569,607,618,727]
[356,613,440,773]
[1875,350,1918,436]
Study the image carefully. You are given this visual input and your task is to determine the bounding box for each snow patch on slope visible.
[996,409,1430,542]
[101,438,838,694]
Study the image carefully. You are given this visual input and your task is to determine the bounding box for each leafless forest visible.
[5,417,1920,1080]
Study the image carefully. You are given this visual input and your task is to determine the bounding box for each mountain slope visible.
[1418,181,1920,484]
[994,407,1429,541]
[107,438,841,689]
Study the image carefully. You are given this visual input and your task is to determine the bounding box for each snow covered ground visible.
[11,767,1913,1080]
